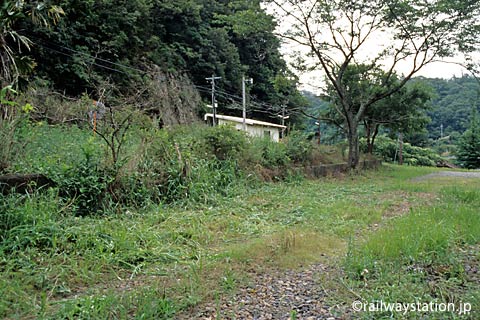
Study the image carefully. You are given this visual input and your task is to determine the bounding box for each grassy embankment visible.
[1,124,478,319]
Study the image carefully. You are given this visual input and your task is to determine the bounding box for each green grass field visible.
[1,164,479,319]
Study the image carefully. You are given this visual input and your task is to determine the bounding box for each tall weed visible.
[345,189,480,279]
[0,190,64,253]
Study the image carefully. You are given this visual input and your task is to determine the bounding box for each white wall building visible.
[204,113,286,142]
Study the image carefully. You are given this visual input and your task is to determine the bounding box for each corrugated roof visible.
[204,113,286,129]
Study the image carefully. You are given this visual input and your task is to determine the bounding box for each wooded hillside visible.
[11,0,305,123]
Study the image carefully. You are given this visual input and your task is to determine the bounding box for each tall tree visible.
[456,107,480,169]
[268,0,480,169]
[363,80,432,153]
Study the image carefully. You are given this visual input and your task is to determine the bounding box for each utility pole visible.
[315,121,321,144]
[206,75,221,126]
[277,105,289,139]
[242,75,253,131]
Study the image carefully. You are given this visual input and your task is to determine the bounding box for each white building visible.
[204,113,286,142]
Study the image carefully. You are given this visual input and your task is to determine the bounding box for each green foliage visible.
[0,190,63,253]
[0,0,63,85]
[56,141,113,216]
[456,107,480,169]
[284,131,313,163]
[201,125,247,161]
[361,135,441,166]
[271,0,480,168]
[0,86,31,172]
[419,76,480,139]
[19,0,306,122]
[252,137,289,168]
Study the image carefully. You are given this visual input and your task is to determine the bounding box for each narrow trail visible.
[178,170,480,319]
[411,170,480,182]
[179,263,345,320]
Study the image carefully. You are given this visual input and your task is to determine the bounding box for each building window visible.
[264,130,271,138]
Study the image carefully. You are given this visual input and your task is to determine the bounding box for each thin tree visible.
[268,0,480,169]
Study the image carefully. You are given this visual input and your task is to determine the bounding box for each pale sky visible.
[266,2,477,93]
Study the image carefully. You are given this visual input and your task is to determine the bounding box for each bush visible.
[251,137,289,168]
[201,125,247,160]
[124,126,244,204]
[361,135,441,166]
[284,131,313,163]
[56,142,113,216]
[456,109,480,169]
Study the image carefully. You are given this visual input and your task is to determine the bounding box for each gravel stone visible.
[179,263,350,319]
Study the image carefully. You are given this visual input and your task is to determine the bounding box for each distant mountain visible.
[418,76,480,139]
[301,76,480,146]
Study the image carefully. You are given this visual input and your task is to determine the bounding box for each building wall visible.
[218,119,281,142]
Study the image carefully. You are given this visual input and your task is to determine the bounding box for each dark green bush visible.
[284,131,313,163]
[56,144,113,216]
[361,136,441,166]
[201,125,247,160]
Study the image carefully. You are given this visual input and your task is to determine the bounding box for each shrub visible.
[361,135,441,166]
[252,137,289,168]
[126,126,244,204]
[201,125,247,160]
[284,131,313,163]
[56,142,113,216]
[456,108,480,169]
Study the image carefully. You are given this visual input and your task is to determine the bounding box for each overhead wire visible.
[28,35,300,122]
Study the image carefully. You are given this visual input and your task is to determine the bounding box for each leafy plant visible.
[284,131,312,163]
[57,141,113,216]
[253,137,289,168]
[456,107,480,169]
[0,1,63,85]
[0,85,31,172]
[361,135,441,166]
[201,125,247,161]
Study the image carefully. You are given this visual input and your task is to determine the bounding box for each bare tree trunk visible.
[347,117,360,169]
[370,124,380,154]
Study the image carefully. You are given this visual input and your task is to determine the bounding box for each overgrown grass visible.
[339,173,480,319]
[1,120,478,319]
[0,164,456,318]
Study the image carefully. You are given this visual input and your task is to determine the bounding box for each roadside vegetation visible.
[1,0,479,318]
[1,92,478,319]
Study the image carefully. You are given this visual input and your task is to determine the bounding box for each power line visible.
[28,36,299,123]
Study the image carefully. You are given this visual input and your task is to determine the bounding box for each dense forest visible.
[11,0,306,124]
[422,76,480,140]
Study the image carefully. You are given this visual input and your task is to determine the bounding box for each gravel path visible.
[177,170,480,319]
[411,170,480,182]
[179,263,349,320]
